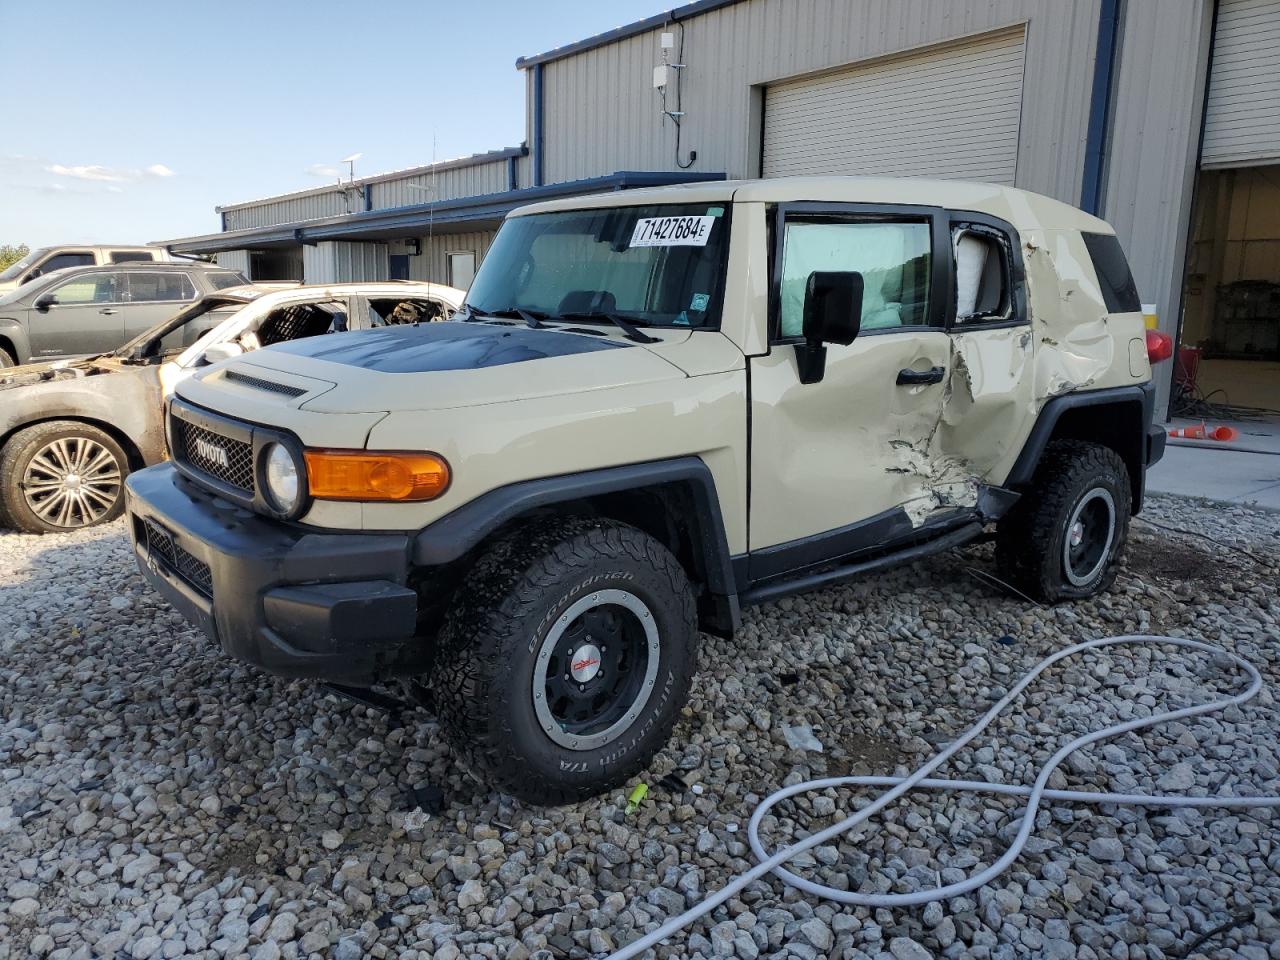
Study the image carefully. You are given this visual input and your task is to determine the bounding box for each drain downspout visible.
[1080,0,1124,214]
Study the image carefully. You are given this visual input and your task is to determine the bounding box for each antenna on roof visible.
[341,152,363,184]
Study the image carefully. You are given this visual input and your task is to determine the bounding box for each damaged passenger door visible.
[748,204,953,570]
[937,213,1036,488]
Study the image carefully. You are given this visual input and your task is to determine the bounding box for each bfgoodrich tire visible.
[0,421,130,534]
[430,517,698,805]
[995,440,1131,603]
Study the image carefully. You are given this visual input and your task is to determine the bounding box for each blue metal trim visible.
[220,210,227,232]
[507,155,518,191]
[1081,0,1123,215]
[165,171,727,254]
[363,184,373,212]
[532,64,545,187]
[515,0,744,68]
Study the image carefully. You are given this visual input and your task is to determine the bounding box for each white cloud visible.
[48,164,131,182]
[306,163,341,179]
[46,161,177,183]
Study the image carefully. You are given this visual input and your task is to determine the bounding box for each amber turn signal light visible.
[304,449,451,502]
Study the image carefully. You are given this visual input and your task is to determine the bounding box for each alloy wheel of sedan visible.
[21,436,124,529]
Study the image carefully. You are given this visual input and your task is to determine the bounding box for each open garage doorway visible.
[1179,167,1280,417]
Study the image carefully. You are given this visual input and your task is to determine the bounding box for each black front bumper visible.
[125,463,418,684]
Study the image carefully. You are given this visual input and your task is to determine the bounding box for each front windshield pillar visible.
[720,202,770,357]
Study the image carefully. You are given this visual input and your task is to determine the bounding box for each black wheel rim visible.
[1063,487,1116,586]
[532,589,660,751]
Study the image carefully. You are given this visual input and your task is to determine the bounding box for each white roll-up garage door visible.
[762,27,1026,184]
[1202,0,1280,168]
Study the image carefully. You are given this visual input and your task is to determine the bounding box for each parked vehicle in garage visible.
[0,244,185,294]
[124,177,1170,803]
[0,281,462,533]
[0,262,249,367]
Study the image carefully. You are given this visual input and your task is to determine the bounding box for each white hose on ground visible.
[605,634,1280,960]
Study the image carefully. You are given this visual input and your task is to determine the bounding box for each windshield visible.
[466,202,731,329]
[0,248,49,283]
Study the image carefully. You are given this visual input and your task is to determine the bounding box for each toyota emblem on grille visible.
[194,436,230,469]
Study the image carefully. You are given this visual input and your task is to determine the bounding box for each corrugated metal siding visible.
[302,242,389,284]
[538,0,1101,201]
[215,250,251,276]
[762,27,1026,184]
[223,191,351,230]
[1103,0,1214,411]
[1202,0,1280,167]
[372,159,510,210]
[411,231,497,286]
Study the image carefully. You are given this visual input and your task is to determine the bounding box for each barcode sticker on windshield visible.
[630,216,716,247]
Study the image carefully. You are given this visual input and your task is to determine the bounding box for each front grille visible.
[138,517,213,597]
[176,420,255,493]
[224,369,307,398]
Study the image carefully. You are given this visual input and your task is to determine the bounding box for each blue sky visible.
[0,0,671,248]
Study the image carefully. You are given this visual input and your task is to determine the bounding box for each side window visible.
[255,302,347,347]
[127,272,197,302]
[368,297,450,326]
[110,250,155,263]
[778,218,932,338]
[1081,232,1141,313]
[953,227,1013,324]
[50,273,122,305]
[38,252,96,274]
[207,272,247,290]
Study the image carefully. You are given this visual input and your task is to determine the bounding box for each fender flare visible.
[1005,382,1157,509]
[412,456,738,598]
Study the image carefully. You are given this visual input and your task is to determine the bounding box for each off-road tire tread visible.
[431,516,697,804]
[0,420,130,534]
[995,440,1130,603]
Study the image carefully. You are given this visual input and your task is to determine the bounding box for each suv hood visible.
[215,321,694,413]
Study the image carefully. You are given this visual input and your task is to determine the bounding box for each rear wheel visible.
[430,517,698,804]
[0,347,14,368]
[995,440,1131,602]
[0,421,129,533]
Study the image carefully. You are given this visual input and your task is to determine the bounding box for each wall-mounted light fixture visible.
[405,239,422,257]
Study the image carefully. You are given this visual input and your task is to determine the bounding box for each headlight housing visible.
[263,442,302,513]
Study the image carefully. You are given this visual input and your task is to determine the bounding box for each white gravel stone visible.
[0,497,1276,959]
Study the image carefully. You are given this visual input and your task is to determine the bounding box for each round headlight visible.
[263,443,301,513]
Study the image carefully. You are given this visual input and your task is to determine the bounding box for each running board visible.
[739,521,984,606]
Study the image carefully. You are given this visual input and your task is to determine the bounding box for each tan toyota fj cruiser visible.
[125,177,1170,803]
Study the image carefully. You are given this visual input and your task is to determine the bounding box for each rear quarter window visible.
[1082,232,1141,313]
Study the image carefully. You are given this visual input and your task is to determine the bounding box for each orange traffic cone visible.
[1167,423,1239,442]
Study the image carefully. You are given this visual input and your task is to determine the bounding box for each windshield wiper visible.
[556,311,661,344]
[461,305,551,329]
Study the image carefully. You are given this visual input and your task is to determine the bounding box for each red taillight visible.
[1145,329,1174,364]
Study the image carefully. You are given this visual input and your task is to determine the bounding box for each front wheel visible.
[995,440,1131,602]
[430,518,698,804]
[0,421,130,533]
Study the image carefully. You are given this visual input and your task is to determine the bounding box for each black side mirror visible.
[795,270,863,384]
[35,294,57,312]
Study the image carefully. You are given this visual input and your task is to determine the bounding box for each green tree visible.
[0,244,30,271]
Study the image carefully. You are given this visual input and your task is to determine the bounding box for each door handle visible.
[896,365,945,385]
[99,307,119,315]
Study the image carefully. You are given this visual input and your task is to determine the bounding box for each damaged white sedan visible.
[0,281,463,532]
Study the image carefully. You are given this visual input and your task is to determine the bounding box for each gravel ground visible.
[1,494,1278,960]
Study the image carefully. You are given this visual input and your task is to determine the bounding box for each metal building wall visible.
[1102,0,1214,411]
[215,250,251,277]
[535,0,1103,202]
[373,160,510,210]
[1201,0,1280,168]
[223,192,350,231]
[410,231,497,287]
[302,242,390,284]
